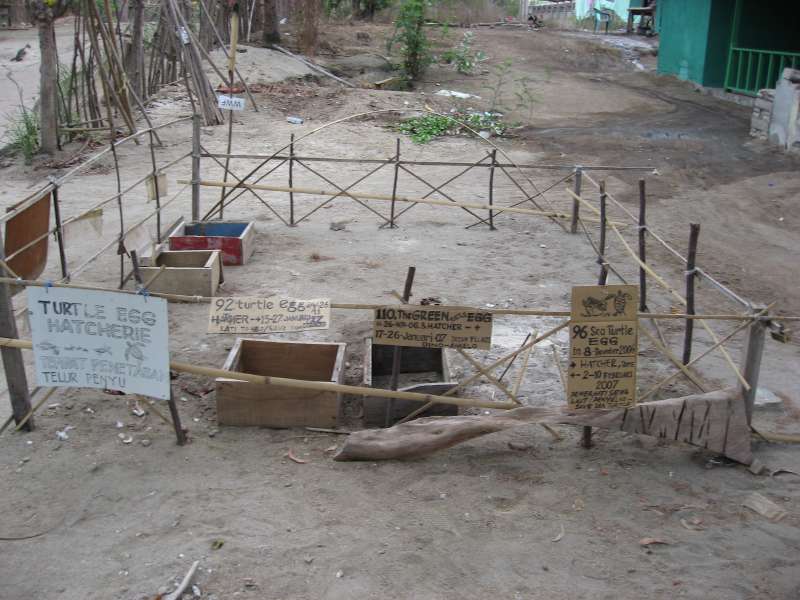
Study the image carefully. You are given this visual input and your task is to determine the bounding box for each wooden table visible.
[627,6,655,34]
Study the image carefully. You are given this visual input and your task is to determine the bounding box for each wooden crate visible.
[362,338,458,427]
[216,338,346,428]
[139,249,222,297]
[168,219,255,265]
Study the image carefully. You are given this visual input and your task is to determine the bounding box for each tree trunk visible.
[262,0,280,45]
[9,0,30,27]
[124,0,145,98]
[38,18,59,154]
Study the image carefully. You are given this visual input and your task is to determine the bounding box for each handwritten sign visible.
[27,287,170,400]
[373,306,492,349]
[217,95,245,111]
[567,285,638,409]
[208,297,330,334]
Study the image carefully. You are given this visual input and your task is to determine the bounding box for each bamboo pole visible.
[639,324,708,393]
[639,304,773,402]
[395,321,571,424]
[456,349,521,404]
[0,278,781,321]
[0,337,516,411]
[182,179,624,225]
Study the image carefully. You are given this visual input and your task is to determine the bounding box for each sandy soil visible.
[1,23,799,600]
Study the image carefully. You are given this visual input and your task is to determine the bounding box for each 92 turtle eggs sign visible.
[27,287,171,400]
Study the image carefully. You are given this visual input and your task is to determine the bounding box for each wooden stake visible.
[0,229,32,430]
[167,390,187,445]
[570,166,582,233]
[488,149,497,230]
[387,267,416,426]
[191,113,201,221]
[51,186,69,280]
[289,133,295,226]
[683,223,700,365]
[389,138,400,228]
[637,179,647,311]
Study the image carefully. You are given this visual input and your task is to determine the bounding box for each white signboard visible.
[27,287,171,400]
[217,95,245,111]
[208,297,330,334]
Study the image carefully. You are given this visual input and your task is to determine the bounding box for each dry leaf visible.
[680,518,705,531]
[639,537,670,546]
[286,450,308,464]
[551,523,565,543]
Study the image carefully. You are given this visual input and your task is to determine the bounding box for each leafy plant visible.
[395,111,507,144]
[440,31,486,74]
[388,0,431,83]
[5,107,40,164]
[484,57,514,113]
[514,76,539,124]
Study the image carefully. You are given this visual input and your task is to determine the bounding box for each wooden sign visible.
[217,95,245,111]
[208,297,331,334]
[567,285,638,409]
[373,306,492,350]
[27,287,171,400]
[146,173,167,201]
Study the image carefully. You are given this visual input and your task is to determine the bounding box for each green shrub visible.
[395,111,507,144]
[5,107,40,164]
[389,0,431,82]
[440,31,486,74]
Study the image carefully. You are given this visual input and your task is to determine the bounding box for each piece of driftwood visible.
[334,389,752,464]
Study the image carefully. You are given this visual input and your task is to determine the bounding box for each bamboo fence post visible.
[216,7,240,221]
[289,133,295,226]
[570,166,582,233]
[597,180,608,286]
[683,223,700,365]
[387,267,416,425]
[637,179,647,311]
[50,183,69,280]
[740,305,767,425]
[0,230,32,430]
[488,149,497,230]
[167,390,187,445]
[582,180,608,449]
[192,113,201,221]
[390,138,400,228]
[148,130,162,241]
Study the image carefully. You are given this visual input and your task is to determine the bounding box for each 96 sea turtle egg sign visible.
[27,287,171,400]
[567,284,639,410]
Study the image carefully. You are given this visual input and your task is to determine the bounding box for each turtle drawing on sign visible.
[611,290,632,316]
[125,341,145,363]
[36,341,60,355]
[581,290,633,318]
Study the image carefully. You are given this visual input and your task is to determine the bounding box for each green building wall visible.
[657,0,800,89]
[656,0,716,85]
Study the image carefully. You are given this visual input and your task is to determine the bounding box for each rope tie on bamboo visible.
[685,268,698,276]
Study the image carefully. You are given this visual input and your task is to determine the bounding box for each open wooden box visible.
[362,338,458,427]
[168,219,256,265]
[216,338,347,428]
[138,249,222,297]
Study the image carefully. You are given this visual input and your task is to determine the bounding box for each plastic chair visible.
[593,7,611,34]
